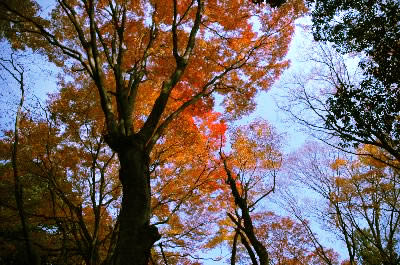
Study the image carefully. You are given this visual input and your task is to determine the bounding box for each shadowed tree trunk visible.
[112,138,161,265]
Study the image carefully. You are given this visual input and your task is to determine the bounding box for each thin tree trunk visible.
[239,231,258,265]
[222,158,269,265]
[231,229,239,265]
[7,58,37,265]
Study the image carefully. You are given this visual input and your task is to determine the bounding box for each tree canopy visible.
[310,0,400,160]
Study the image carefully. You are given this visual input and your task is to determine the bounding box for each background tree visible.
[0,90,120,264]
[220,120,282,265]
[307,0,400,160]
[281,41,400,171]
[212,121,339,265]
[0,52,39,265]
[287,142,400,265]
[278,2,400,260]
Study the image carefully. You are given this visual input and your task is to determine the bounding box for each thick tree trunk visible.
[114,143,160,265]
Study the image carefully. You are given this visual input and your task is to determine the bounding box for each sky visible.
[0,44,59,136]
[240,17,313,151]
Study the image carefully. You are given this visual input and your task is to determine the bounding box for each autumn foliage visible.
[3,0,399,264]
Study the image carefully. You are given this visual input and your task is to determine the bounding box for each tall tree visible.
[0,0,306,264]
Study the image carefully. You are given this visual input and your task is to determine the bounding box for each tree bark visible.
[238,231,258,265]
[113,138,160,265]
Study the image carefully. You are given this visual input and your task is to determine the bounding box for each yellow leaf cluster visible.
[330,158,347,170]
